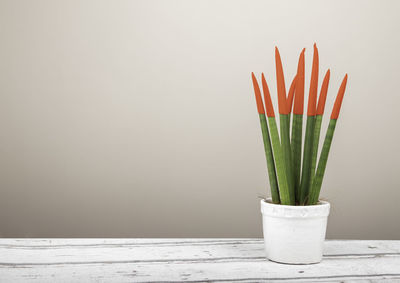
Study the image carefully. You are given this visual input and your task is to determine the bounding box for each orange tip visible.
[307,44,319,116]
[287,75,297,114]
[275,47,288,114]
[293,48,305,115]
[261,73,276,117]
[330,74,348,119]
[316,69,331,115]
[251,73,265,114]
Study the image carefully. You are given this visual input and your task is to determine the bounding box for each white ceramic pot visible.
[260,198,330,264]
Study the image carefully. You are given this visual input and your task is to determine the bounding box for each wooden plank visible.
[1,256,400,282]
[0,239,399,282]
[1,239,400,253]
[1,239,399,262]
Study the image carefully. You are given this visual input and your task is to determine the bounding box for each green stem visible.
[259,114,280,203]
[310,115,323,184]
[309,119,337,205]
[268,117,293,205]
[299,115,316,205]
[280,114,295,203]
[291,114,303,203]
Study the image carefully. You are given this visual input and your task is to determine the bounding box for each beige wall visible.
[0,0,399,239]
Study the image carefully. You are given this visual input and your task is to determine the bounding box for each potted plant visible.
[251,44,348,264]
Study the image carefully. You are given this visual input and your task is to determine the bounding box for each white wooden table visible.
[0,239,399,282]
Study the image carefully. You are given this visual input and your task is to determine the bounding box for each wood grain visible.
[0,239,399,282]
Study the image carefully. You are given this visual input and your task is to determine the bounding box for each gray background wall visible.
[0,0,399,239]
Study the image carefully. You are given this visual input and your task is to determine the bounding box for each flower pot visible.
[260,198,330,264]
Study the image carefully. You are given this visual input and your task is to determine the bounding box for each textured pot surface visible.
[261,198,330,264]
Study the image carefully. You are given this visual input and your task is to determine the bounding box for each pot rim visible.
[262,197,330,207]
[261,198,330,218]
